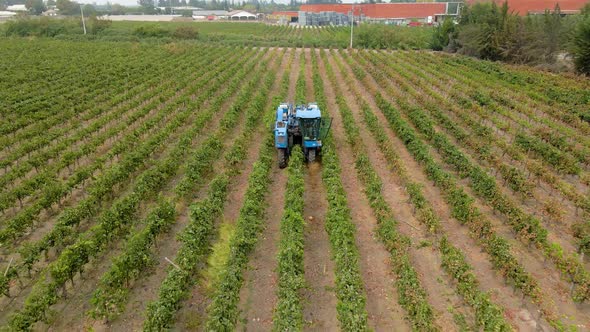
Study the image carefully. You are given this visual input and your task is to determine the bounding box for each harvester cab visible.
[273,102,332,168]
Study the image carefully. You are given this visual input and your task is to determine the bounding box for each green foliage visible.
[273,145,305,331]
[90,200,176,321]
[354,47,590,308]
[143,50,282,331]
[431,18,455,51]
[451,1,578,66]
[133,24,199,39]
[56,0,80,15]
[2,19,434,49]
[311,50,369,331]
[143,176,230,331]
[573,15,590,75]
[88,16,112,35]
[515,132,581,174]
[25,0,46,15]
[137,0,156,13]
[4,17,81,37]
[202,53,284,331]
[356,24,433,49]
[172,26,199,39]
[4,46,266,328]
[133,24,170,38]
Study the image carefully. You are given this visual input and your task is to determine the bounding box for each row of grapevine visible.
[0,48,259,299]
[310,50,369,330]
[371,94,568,328]
[89,198,177,321]
[273,144,305,331]
[91,49,277,322]
[338,50,568,328]
[385,51,590,254]
[203,74,280,331]
[376,52,537,198]
[428,53,590,140]
[0,41,180,137]
[0,45,183,167]
[146,49,286,331]
[0,47,250,244]
[425,57,590,168]
[0,65,155,183]
[6,47,273,330]
[0,45,209,188]
[0,48,223,217]
[319,49,438,330]
[172,49,270,198]
[328,50,510,331]
[355,50,590,303]
[401,52,590,179]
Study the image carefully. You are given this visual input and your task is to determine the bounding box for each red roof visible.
[465,0,588,15]
[271,11,298,18]
[300,3,447,19]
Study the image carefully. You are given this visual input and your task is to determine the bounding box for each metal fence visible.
[298,11,351,26]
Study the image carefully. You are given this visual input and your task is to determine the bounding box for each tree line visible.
[433,1,590,75]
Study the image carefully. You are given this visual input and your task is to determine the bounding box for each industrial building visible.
[298,3,460,25]
[299,11,350,26]
[293,0,588,26]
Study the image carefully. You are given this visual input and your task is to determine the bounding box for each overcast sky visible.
[82,0,358,8]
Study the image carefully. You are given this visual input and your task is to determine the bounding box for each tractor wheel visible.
[308,149,316,163]
[278,149,287,168]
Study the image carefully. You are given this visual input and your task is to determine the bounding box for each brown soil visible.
[234,49,294,332]
[387,53,587,254]
[326,51,467,330]
[300,49,338,331]
[235,164,285,331]
[333,50,556,330]
[301,163,338,331]
[173,49,287,331]
[0,52,237,222]
[0,50,268,328]
[4,47,590,332]
[316,50,410,331]
[343,50,590,328]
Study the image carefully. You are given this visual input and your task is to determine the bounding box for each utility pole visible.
[80,4,86,35]
[349,4,354,49]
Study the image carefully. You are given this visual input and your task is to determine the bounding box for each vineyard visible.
[1,21,433,49]
[1,38,590,331]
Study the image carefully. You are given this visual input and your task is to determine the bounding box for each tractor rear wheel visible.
[278,149,287,168]
[307,149,316,163]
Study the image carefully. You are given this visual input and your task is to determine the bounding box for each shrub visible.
[133,25,169,38]
[5,17,81,37]
[573,16,590,75]
[172,26,199,39]
[88,16,112,35]
[431,18,455,51]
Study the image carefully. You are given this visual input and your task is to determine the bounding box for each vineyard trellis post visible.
[350,5,354,49]
[80,5,86,35]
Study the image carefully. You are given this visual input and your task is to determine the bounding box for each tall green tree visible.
[431,18,455,51]
[573,15,590,74]
[137,0,155,13]
[82,3,95,15]
[56,0,79,15]
[25,0,45,14]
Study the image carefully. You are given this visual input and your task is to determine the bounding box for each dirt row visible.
[340,49,589,328]
[0,48,273,329]
[2,47,590,331]
[53,49,282,332]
